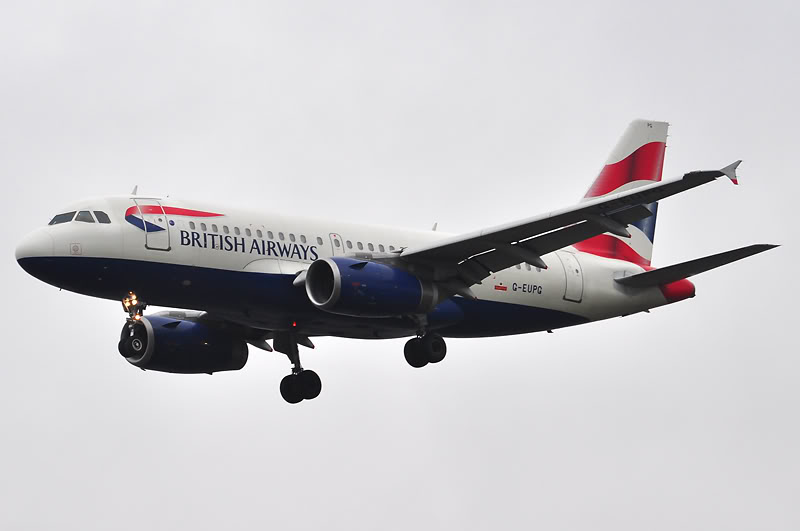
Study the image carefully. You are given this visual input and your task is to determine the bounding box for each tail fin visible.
[574,119,668,266]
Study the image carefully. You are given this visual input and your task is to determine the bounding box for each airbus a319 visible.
[15,120,777,403]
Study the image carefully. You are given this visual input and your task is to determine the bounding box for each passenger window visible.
[357,242,364,250]
[316,237,323,245]
[379,244,385,252]
[212,224,218,233]
[289,233,296,242]
[49,212,76,225]
[234,227,240,235]
[223,226,230,234]
[525,263,531,271]
[368,243,374,251]
[268,231,274,239]
[201,223,207,231]
[279,232,285,241]
[300,235,307,244]
[245,228,252,237]
[346,240,353,249]
[334,239,341,248]
[389,245,395,252]
[189,221,196,230]
[75,211,95,223]
[257,230,263,238]
[94,211,111,224]
[516,264,521,269]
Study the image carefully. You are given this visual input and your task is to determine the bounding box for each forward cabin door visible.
[133,199,171,251]
[329,233,345,256]
[557,251,583,302]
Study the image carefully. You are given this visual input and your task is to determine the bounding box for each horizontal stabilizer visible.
[615,244,778,288]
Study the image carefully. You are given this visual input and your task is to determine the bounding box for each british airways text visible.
[180,230,319,260]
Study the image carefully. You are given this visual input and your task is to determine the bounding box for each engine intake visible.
[305,257,438,317]
[118,312,248,374]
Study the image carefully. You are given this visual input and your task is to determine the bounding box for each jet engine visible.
[305,257,439,317]
[118,312,248,374]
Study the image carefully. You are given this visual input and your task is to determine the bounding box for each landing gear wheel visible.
[297,370,322,400]
[118,325,148,359]
[422,333,447,363]
[280,374,303,404]
[404,338,428,368]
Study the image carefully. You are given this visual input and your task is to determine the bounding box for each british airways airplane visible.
[15,120,776,403]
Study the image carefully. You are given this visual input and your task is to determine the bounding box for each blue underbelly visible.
[17,256,587,338]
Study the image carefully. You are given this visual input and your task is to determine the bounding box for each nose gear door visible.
[133,199,171,251]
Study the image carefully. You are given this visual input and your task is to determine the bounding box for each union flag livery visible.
[15,120,777,404]
[574,120,667,267]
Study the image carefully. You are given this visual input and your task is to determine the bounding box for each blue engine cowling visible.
[118,312,248,374]
[305,257,439,317]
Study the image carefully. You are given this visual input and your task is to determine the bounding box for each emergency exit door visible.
[329,233,345,256]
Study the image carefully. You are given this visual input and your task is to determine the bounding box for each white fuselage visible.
[16,195,675,339]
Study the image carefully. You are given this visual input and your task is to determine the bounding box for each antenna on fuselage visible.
[131,185,138,195]
[431,222,438,231]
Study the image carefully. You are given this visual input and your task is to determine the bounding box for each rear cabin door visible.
[557,251,584,302]
[329,233,345,256]
[133,199,171,251]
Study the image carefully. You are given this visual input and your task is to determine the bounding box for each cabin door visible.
[132,199,171,251]
[557,251,583,302]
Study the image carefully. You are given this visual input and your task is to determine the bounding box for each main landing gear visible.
[404,332,447,368]
[273,332,322,404]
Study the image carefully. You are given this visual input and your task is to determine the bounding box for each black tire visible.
[280,374,303,404]
[297,370,322,400]
[119,329,147,358]
[422,333,447,363]
[404,338,428,368]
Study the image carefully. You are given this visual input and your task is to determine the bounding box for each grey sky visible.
[1,1,797,529]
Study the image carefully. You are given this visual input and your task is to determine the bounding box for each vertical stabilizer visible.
[574,120,668,266]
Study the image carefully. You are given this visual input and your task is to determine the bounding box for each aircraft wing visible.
[399,161,742,286]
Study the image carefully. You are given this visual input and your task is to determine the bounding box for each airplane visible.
[15,120,777,404]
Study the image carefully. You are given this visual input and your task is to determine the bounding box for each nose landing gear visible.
[118,292,148,359]
[121,292,146,321]
[404,332,447,368]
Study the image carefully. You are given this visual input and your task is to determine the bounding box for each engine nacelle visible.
[118,312,248,374]
[305,257,438,317]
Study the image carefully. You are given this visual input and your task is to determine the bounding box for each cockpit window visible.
[49,212,76,225]
[75,211,95,223]
[94,211,111,224]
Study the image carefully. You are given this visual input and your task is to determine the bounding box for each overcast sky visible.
[1,1,798,529]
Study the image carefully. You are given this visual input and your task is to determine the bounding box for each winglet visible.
[720,160,742,185]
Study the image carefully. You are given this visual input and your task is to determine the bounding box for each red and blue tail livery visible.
[15,120,777,403]
[574,120,667,266]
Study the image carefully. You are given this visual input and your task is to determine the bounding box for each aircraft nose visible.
[15,229,54,262]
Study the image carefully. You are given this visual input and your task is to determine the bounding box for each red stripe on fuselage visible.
[573,234,650,266]
[125,205,223,217]
[585,141,666,198]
